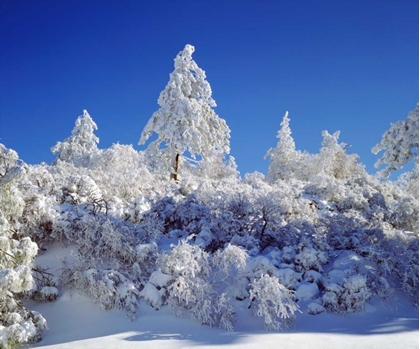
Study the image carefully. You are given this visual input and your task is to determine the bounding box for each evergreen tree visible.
[51,110,99,167]
[265,112,301,181]
[372,104,419,177]
[139,44,231,181]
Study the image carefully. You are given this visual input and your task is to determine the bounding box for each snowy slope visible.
[24,244,418,349]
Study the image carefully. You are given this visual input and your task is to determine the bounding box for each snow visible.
[24,244,419,349]
[295,282,319,302]
[25,291,418,349]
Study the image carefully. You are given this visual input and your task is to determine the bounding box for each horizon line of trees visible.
[49,45,419,184]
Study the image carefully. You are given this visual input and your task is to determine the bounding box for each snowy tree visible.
[265,111,302,181]
[139,44,231,181]
[372,104,419,177]
[0,144,25,223]
[90,144,158,200]
[0,145,47,348]
[51,110,100,167]
[316,130,363,180]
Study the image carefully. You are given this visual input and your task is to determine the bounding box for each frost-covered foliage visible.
[0,145,47,349]
[90,143,159,200]
[265,111,304,182]
[249,274,298,330]
[143,242,247,330]
[59,215,158,320]
[323,275,370,314]
[189,150,239,182]
[372,104,419,177]
[139,44,231,181]
[317,130,364,180]
[266,114,365,184]
[51,110,100,167]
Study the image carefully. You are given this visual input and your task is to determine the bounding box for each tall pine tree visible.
[265,112,301,181]
[139,44,230,181]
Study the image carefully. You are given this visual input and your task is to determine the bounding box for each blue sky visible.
[1,0,418,177]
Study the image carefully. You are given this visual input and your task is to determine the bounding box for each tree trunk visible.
[170,152,180,182]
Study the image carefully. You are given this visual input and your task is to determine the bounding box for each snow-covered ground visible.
[24,291,419,349]
[24,244,419,349]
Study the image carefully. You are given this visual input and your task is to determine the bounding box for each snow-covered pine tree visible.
[139,44,231,181]
[265,111,302,181]
[51,110,99,167]
[372,104,419,177]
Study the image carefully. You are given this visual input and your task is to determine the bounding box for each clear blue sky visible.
[1,0,418,177]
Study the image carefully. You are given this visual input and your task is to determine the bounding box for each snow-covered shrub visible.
[214,293,236,331]
[172,196,212,237]
[135,241,159,280]
[158,241,214,321]
[249,274,298,330]
[26,264,59,304]
[58,212,160,318]
[120,196,150,223]
[0,146,47,348]
[142,196,177,234]
[307,302,325,315]
[213,244,249,303]
[90,144,159,200]
[62,262,140,320]
[294,282,320,302]
[371,277,393,300]
[224,192,256,232]
[0,311,47,349]
[30,286,59,303]
[274,269,300,291]
[213,244,248,278]
[140,270,172,310]
[323,274,370,314]
[19,194,61,245]
[145,242,247,330]
[385,232,419,305]
[61,175,105,215]
[294,246,328,273]
[133,212,165,244]
[322,214,365,250]
[316,130,364,180]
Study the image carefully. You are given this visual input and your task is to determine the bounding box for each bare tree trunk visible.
[170,152,180,182]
